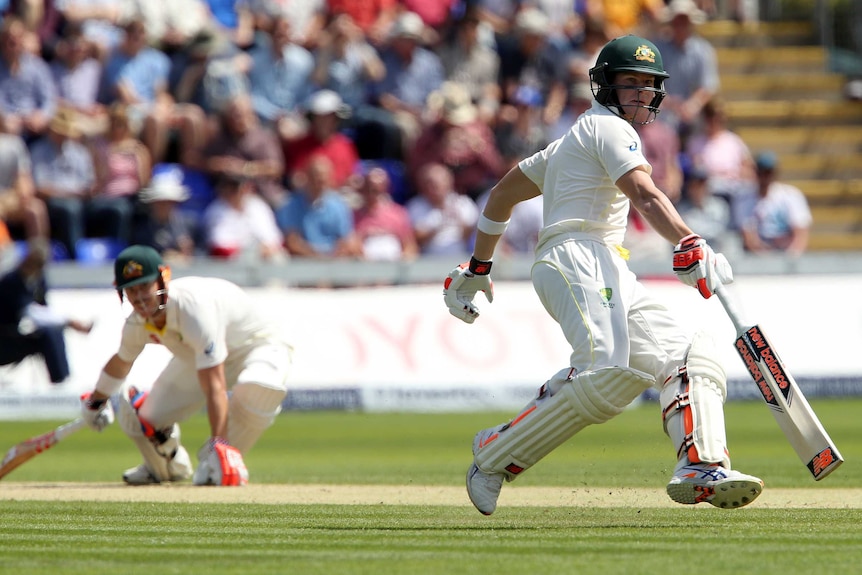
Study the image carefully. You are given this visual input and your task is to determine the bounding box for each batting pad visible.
[475,366,655,480]
[118,390,192,481]
[228,383,287,453]
[661,331,730,468]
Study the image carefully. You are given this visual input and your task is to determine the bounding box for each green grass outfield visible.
[1,399,860,575]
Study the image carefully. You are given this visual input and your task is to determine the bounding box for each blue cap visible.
[755,151,778,171]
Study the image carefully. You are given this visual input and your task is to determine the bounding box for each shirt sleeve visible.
[518,148,549,191]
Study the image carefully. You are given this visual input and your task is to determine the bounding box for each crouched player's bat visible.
[715,285,843,480]
[0,418,86,480]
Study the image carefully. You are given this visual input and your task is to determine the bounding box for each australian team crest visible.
[634,45,656,63]
[123,260,144,280]
[599,287,615,309]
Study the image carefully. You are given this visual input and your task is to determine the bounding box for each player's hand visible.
[672,234,733,299]
[80,392,114,432]
[193,437,248,486]
[443,258,494,324]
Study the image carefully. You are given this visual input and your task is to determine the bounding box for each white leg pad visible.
[475,366,655,480]
[661,331,731,469]
[118,389,192,482]
[227,383,287,453]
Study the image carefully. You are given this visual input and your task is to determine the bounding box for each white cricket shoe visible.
[122,464,160,485]
[466,429,505,515]
[122,448,193,485]
[667,463,763,509]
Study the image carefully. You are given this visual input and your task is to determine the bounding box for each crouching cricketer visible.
[79,245,293,486]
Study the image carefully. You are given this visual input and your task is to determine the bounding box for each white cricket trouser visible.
[136,341,292,435]
[532,238,690,385]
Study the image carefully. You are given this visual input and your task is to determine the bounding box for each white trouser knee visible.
[118,387,192,481]
[475,366,655,480]
[661,331,731,470]
[228,383,287,453]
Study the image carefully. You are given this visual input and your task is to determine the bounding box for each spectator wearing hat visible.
[407,81,503,201]
[0,16,57,142]
[246,15,314,138]
[202,173,286,262]
[734,152,812,256]
[282,89,359,190]
[133,167,197,261]
[676,165,732,252]
[651,0,719,141]
[352,166,418,262]
[199,93,287,210]
[0,116,49,243]
[436,8,501,124]
[496,7,568,127]
[366,10,445,159]
[277,154,361,258]
[99,20,207,167]
[30,108,96,258]
[86,103,151,245]
[0,239,93,384]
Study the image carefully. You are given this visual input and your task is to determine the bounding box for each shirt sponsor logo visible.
[628,142,638,152]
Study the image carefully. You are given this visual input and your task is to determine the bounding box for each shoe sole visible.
[667,477,763,509]
[466,463,494,516]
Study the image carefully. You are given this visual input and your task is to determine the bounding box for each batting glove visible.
[193,437,248,486]
[80,392,114,432]
[443,257,494,324]
[672,234,733,299]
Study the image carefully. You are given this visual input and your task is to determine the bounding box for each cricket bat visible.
[714,284,843,480]
[0,418,86,481]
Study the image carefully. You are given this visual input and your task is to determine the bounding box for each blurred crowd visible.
[0,0,811,270]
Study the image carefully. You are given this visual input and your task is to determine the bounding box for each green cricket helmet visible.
[114,245,170,307]
[588,35,669,124]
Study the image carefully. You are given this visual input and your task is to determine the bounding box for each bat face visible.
[733,324,843,481]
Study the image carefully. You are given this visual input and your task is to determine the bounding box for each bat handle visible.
[714,284,748,336]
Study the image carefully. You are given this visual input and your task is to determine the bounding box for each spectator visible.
[49,21,106,138]
[584,0,664,39]
[246,15,314,140]
[367,11,445,159]
[496,7,567,127]
[310,13,389,159]
[245,0,326,50]
[198,93,287,209]
[636,115,683,203]
[203,0,255,48]
[676,165,731,252]
[494,84,549,170]
[277,155,361,258]
[86,102,151,244]
[282,90,358,190]
[436,7,501,123]
[651,0,719,141]
[135,0,213,52]
[735,151,812,256]
[352,166,419,261]
[0,16,57,142]
[53,0,126,60]
[0,239,92,383]
[685,96,756,221]
[472,0,522,37]
[407,162,478,256]
[100,20,207,166]
[407,81,504,200]
[134,166,197,262]
[566,17,609,85]
[548,80,593,141]
[30,108,96,258]
[0,116,49,241]
[202,173,286,261]
[325,0,400,47]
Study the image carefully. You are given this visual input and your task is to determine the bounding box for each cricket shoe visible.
[666,463,763,509]
[466,429,505,515]
[122,448,193,485]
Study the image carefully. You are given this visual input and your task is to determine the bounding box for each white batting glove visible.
[443,257,494,324]
[672,234,733,299]
[193,437,248,486]
[80,392,114,432]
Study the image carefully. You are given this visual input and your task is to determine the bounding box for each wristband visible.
[95,371,126,396]
[468,256,493,275]
[477,213,510,235]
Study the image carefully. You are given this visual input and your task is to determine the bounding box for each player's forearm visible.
[198,365,229,438]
